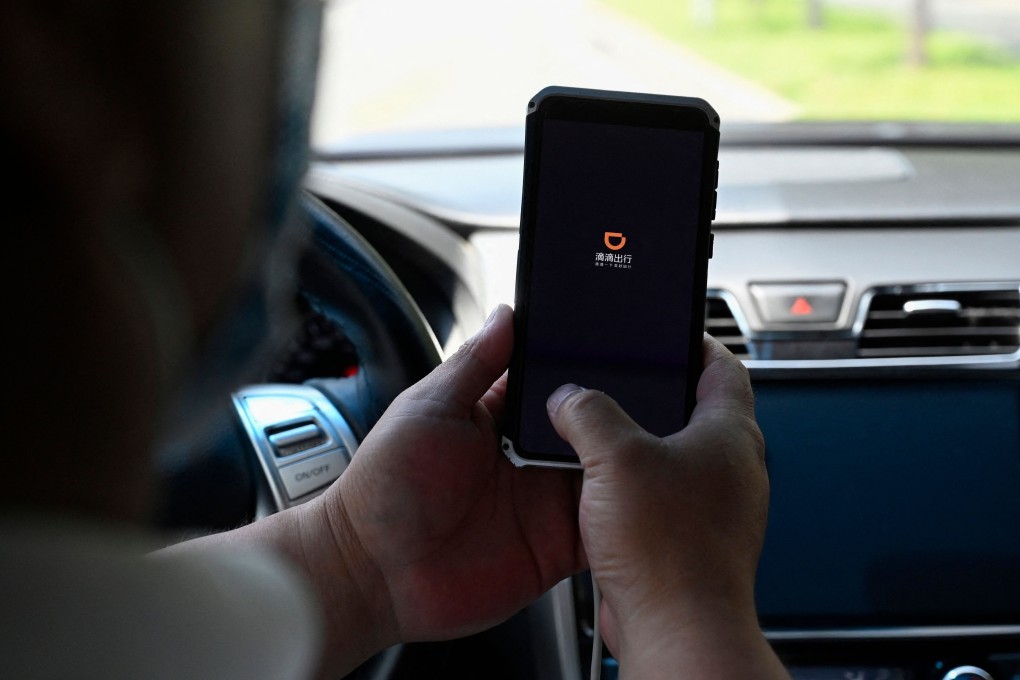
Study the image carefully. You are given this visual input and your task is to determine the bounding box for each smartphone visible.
[502,86,720,469]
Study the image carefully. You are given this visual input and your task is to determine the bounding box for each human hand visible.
[548,336,786,678]
[310,304,584,650]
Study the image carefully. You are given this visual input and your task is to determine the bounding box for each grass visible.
[600,0,1020,121]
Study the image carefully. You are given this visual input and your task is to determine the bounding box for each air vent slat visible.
[862,327,1019,339]
[712,334,748,346]
[859,286,1020,359]
[707,319,741,331]
[860,346,1013,358]
[867,308,1020,321]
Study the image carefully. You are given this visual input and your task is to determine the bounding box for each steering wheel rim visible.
[296,192,443,436]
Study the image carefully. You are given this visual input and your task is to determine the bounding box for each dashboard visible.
[306,122,1020,680]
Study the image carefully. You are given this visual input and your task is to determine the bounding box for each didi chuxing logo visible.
[595,231,633,269]
[604,231,626,250]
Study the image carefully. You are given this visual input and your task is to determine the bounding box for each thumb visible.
[546,385,652,469]
[402,304,513,415]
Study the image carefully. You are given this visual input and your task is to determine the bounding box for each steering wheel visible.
[292,192,443,437]
[230,191,444,502]
[156,192,444,678]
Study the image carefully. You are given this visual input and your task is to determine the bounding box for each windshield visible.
[311,0,1020,145]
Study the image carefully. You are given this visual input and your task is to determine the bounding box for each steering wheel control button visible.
[267,421,328,457]
[233,384,361,511]
[243,395,316,424]
[750,282,847,325]
[279,449,347,501]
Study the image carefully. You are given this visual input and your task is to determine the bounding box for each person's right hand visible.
[547,335,788,679]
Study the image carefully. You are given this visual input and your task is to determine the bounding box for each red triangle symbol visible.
[790,296,814,316]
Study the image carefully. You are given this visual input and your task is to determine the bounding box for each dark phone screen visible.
[517,118,706,460]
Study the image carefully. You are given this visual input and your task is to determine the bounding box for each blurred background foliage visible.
[601,0,1020,121]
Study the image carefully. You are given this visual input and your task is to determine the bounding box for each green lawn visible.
[601,0,1020,121]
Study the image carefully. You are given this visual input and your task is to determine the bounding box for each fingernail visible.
[547,383,584,415]
[483,305,502,328]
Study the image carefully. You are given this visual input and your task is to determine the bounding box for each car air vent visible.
[859,286,1020,358]
[706,294,752,360]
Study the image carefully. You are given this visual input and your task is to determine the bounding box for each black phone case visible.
[502,86,720,469]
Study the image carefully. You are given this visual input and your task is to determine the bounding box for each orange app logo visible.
[604,231,627,251]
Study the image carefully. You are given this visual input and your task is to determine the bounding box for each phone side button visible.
[708,232,715,259]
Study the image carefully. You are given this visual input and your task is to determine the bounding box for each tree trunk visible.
[908,0,930,67]
[692,0,715,27]
[807,0,824,29]
[749,0,766,22]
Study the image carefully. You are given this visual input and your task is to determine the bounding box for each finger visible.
[667,335,765,459]
[479,371,508,425]
[693,334,757,421]
[407,304,514,415]
[546,385,650,468]
[598,601,621,660]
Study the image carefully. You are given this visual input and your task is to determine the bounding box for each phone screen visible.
[507,89,718,466]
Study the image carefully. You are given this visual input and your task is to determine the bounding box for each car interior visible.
[152,1,1020,679]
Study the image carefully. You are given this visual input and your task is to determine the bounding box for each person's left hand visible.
[310,304,584,648]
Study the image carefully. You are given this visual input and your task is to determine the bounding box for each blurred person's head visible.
[0,1,322,521]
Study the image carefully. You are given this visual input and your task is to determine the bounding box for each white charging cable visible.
[590,574,603,680]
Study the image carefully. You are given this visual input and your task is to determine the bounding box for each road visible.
[311,0,798,144]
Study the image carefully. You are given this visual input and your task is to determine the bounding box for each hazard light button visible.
[749,282,846,324]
